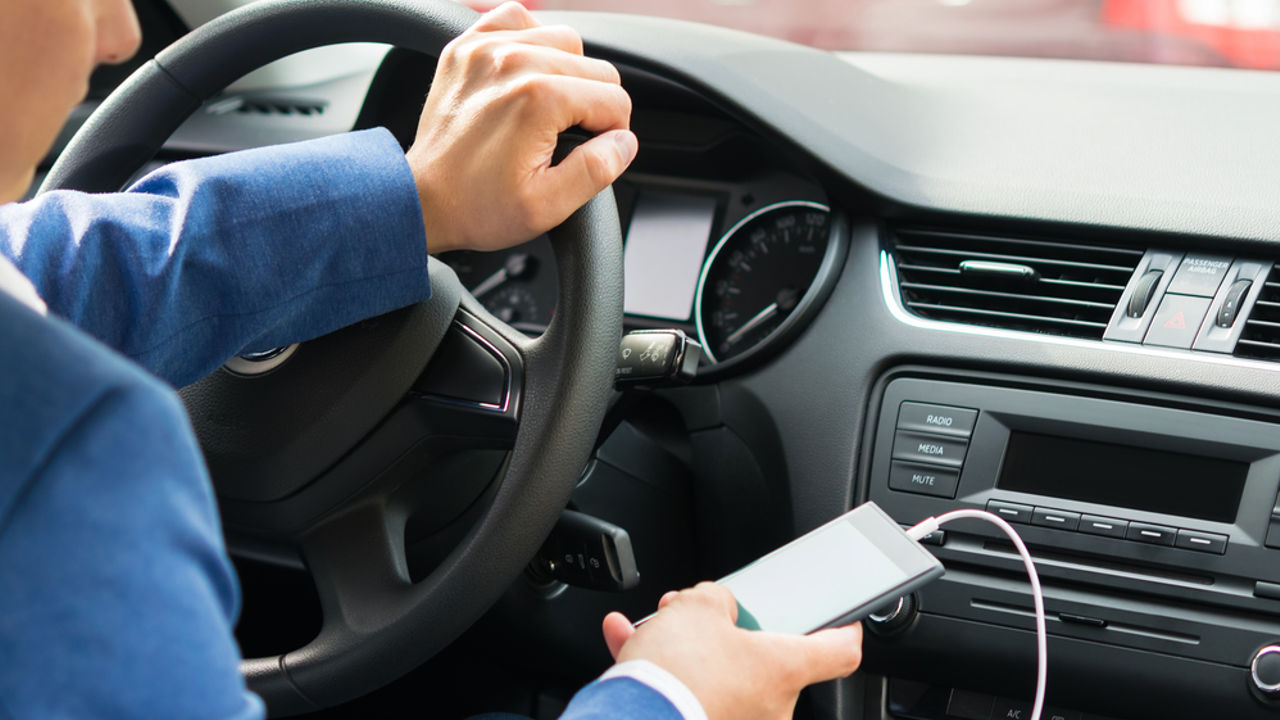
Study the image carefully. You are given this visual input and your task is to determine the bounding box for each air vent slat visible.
[895,245,1134,274]
[905,303,1108,330]
[1040,278,1127,292]
[891,226,1141,340]
[900,282,1115,310]
[1236,338,1280,351]
[898,229,1145,259]
[1235,263,1280,362]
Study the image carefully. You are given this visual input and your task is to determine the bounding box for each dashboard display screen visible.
[997,432,1247,523]
[623,191,717,321]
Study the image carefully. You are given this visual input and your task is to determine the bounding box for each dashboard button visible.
[1079,515,1128,538]
[1175,529,1227,554]
[1045,708,1082,720]
[892,430,969,467]
[987,500,1033,524]
[889,462,960,499]
[1167,254,1232,297]
[1127,522,1177,546]
[1032,507,1081,531]
[897,402,978,437]
[1143,294,1212,349]
[991,698,1033,720]
[1255,581,1280,601]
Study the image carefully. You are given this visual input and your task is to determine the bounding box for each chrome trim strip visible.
[223,343,299,376]
[694,200,831,364]
[880,250,1280,374]
[416,320,515,414]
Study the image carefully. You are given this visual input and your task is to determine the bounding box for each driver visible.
[0,1,863,719]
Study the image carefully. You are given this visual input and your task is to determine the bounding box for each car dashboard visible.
[115,9,1280,720]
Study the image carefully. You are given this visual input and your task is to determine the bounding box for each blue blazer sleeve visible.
[0,294,263,719]
[558,676,686,720]
[0,128,431,387]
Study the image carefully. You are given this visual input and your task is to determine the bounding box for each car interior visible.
[34,0,1280,718]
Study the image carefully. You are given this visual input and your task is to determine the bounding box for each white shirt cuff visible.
[599,659,709,720]
[0,255,45,315]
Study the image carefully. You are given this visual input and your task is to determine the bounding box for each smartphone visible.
[716,501,943,634]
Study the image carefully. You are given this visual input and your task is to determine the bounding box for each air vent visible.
[205,96,327,117]
[891,228,1143,339]
[1235,264,1280,361]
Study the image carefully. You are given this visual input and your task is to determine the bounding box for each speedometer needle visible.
[470,252,531,299]
[470,267,509,299]
[726,302,778,346]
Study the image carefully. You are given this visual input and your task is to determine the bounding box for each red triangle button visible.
[1163,311,1187,330]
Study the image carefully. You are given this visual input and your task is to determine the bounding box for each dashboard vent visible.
[205,96,327,117]
[1235,264,1280,361]
[236,100,327,116]
[891,228,1143,339]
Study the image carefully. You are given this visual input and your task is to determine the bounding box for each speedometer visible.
[695,202,837,365]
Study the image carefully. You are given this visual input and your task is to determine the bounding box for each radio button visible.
[889,462,960,499]
[987,500,1033,524]
[1127,522,1177,546]
[1079,515,1129,539]
[897,402,978,437]
[892,431,968,467]
[1032,507,1081,531]
[1254,581,1280,602]
[1175,529,1227,554]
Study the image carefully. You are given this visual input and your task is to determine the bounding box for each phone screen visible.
[718,502,942,634]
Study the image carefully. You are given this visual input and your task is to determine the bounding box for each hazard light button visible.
[1143,294,1212,349]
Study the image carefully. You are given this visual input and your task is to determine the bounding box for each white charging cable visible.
[906,509,1047,720]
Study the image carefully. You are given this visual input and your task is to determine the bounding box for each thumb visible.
[541,130,638,220]
[786,623,864,686]
[601,611,636,660]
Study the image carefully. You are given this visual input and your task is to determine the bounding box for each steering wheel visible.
[40,0,623,715]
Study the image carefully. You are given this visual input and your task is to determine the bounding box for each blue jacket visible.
[0,128,688,719]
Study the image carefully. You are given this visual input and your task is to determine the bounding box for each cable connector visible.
[906,516,941,542]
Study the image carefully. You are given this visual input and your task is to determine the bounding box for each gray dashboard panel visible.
[542,11,1280,246]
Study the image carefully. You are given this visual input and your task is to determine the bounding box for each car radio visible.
[864,374,1280,718]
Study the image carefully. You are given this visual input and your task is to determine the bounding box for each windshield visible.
[466,0,1280,70]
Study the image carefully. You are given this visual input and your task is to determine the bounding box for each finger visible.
[471,1,539,33]
[541,130,635,206]
[528,75,631,134]
[601,611,635,660]
[657,591,680,610]
[485,25,586,56]
[782,623,864,686]
[687,581,739,623]
[499,45,620,85]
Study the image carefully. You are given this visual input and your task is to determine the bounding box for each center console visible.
[861,372,1280,719]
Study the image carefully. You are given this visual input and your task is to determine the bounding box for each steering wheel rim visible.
[41,0,624,715]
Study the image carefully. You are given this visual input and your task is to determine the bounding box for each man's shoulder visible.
[0,292,172,487]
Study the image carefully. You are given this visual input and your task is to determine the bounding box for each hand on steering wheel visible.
[42,0,631,714]
[408,1,636,255]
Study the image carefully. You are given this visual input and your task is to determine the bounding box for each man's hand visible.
[601,583,864,720]
[406,2,636,255]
